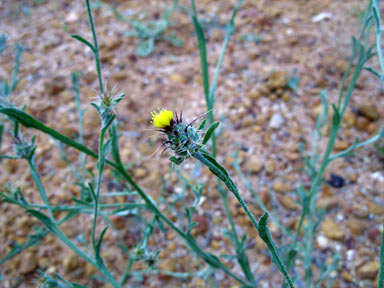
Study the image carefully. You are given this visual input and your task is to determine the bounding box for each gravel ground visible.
[0,0,383,287]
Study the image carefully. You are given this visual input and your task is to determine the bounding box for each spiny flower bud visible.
[151,108,203,164]
[12,135,36,160]
[91,85,125,129]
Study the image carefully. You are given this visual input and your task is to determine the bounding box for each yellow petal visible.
[151,109,173,128]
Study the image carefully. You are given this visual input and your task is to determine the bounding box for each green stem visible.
[193,151,295,288]
[29,203,147,211]
[193,152,259,230]
[234,160,293,239]
[85,0,104,96]
[191,0,242,157]
[0,211,77,266]
[378,219,384,288]
[92,127,106,252]
[27,162,121,287]
[52,224,121,288]
[120,256,135,285]
[28,159,54,221]
[71,72,88,200]
[337,1,372,110]
[372,0,384,85]
[221,189,256,285]
[190,6,254,280]
[303,210,314,288]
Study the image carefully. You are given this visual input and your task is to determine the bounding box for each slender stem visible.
[221,189,256,285]
[92,127,106,251]
[234,161,293,239]
[372,0,384,86]
[207,0,242,113]
[337,1,371,110]
[194,151,295,287]
[10,44,22,92]
[28,159,54,221]
[71,72,88,200]
[28,158,120,287]
[52,223,95,265]
[191,5,254,280]
[378,219,384,288]
[50,222,121,288]
[0,211,77,266]
[193,152,259,230]
[120,256,135,285]
[298,7,372,286]
[29,203,147,211]
[85,0,104,96]
[293,208,306,248]
[304,210,314,288]
[191,0,242,157]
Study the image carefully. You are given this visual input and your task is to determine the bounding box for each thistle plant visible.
[151,108,295,287]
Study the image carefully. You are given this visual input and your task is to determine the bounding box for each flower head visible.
[151,109,174,128]
[150,108,205,164]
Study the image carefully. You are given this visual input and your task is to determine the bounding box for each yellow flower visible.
[151,109,173,128]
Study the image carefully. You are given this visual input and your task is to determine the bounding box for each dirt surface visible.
[1,0,384,287]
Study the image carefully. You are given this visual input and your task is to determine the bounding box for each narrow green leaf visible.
[190,0,210,103]
[258,213,294,288]
[96,226,109,264]
[0,155,19,159]
[109,123,122,166]
[71,34,95,52]
[364,66,382,79]
[372,4,381,34]
[0,122,3,149]
[202,121,219,145]
[198,119,206,131]
[0,107,98,158]
[27,209,95,266]
[54,272,73,285]
[198,153,231,184]
[102,114,116,130]
[88,182,96,202]
[0,33,7,54]
[27,209,61,236]
[330,104,341,126]
[72,196,92,206]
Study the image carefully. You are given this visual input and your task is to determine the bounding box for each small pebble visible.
[269,113,285,130]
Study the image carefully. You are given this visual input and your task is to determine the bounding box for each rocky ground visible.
[0,0,384,287]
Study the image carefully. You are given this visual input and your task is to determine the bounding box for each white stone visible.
[317,235,329,249]
[312,12,333,23]
[269,113,285,130]
[347,250,354,261]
